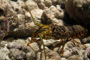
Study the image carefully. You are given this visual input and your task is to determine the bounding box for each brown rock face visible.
[65,0,90,27]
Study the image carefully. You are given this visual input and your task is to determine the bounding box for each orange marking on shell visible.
[77,34,80,38]
[73,36,76,39]
[27,43,30,46]
[81,33,84,37]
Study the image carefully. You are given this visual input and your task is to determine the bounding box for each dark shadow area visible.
[11,0,18,2]
[63,11,90,36]
[0,8,5,16]
[63,12,78,25]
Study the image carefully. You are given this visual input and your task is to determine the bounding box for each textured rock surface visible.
[0,41,10,60]
[41,5,64,25]
[82,36,90,43]
[0,38,61,60]
[0,38,40,60]
[37,48,61,60]
[0,0,90,60]
[65,0,90,27]
[0,0,64,38]
[67,55,80,60]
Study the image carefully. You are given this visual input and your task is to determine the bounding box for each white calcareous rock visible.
[37,48,61,60]
[67,55,80,60]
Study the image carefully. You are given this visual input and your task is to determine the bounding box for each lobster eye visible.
[60,29,65,32]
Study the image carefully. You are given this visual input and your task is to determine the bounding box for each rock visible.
[10,1,22,13]
[7,39,26,49]
[52,0,65,7]
[85,47,90,59]
[9,49,26,60]
[0,17,9,40]
[37,48,61,60]
[71,47,81,55]
[62,50,71,58]
[0,0,10,39]
[41,6,64,25]
[65,0,90,27]
[33,0,46,9]
[0,41,10,60]
[25,0,39,11]
[26,52,35,60]
[7,38,40,52]
[67,55,80,60]
[85,44,90,48]
[0,0,90,60]
[0,0,65,38]
[26,38,40,52]
[44,0,52,7]
[61,58,67,60]
[72,47,85,60]
[64,39,86,49]
[41,8,55,24]
[81,36,90,44]
[8,0,41,37]
[62,39,86,58]
[31,9,43,21]
[0,38,43,60]
[49,5,64,19]
[0,0,41,38]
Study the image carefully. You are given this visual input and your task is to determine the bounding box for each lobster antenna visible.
[22,0,45,27]
[22,0,37,24]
